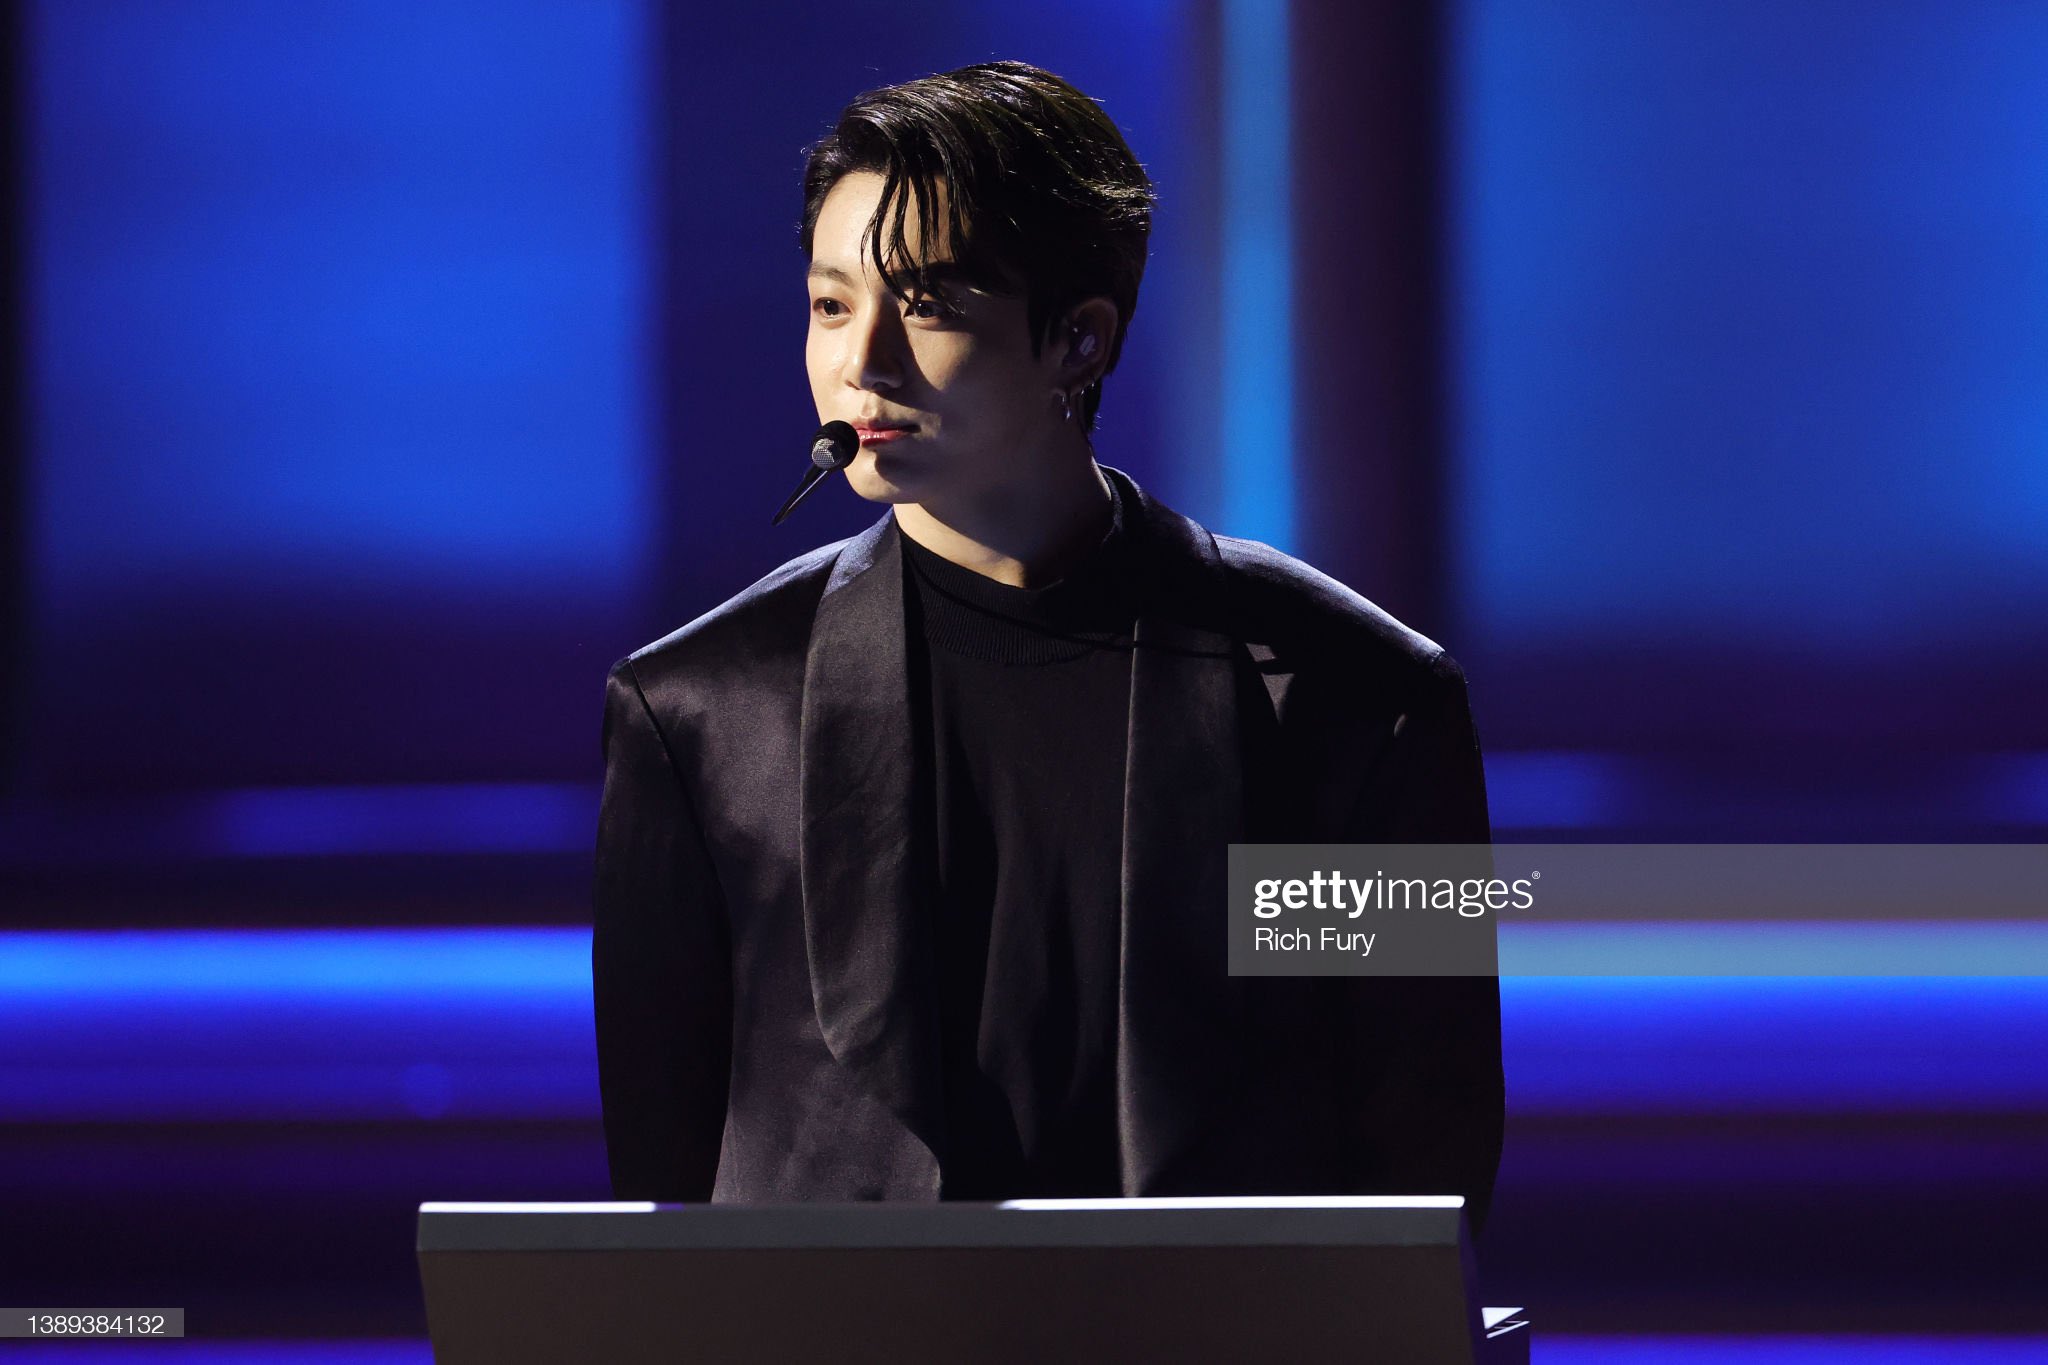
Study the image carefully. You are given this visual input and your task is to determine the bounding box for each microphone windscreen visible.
[811,420,858,470]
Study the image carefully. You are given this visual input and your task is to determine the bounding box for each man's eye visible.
[812,298,844,318]
[906,297,952,320]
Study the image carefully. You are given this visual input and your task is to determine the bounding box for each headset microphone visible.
[773,420,859,526]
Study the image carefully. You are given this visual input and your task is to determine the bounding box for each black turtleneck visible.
[898,473,1137,1200]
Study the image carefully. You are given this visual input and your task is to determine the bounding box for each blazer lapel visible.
[799,509,945,1186]
[1110,467,1251,1194]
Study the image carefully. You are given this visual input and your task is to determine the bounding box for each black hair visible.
[798,60,1156,434]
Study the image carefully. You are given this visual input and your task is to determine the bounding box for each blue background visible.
[4,0,2045,1355]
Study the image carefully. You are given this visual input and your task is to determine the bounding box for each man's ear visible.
[1060,296,1119,377]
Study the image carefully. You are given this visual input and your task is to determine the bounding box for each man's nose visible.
[845,304,905,392]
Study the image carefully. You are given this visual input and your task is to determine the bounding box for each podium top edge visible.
[420,1197,1464,1214]
[415,1199,1469,1254]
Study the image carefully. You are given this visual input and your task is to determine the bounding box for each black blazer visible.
[592,463,1504,1232]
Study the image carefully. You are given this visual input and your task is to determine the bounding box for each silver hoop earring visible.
[1059,389,1074,423]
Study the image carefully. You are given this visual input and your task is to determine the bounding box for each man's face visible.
[806,170,1064,505]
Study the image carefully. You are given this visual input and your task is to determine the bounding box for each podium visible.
[418,1196,1528,1363]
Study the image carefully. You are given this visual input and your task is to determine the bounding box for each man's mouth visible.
[853,423,918,444]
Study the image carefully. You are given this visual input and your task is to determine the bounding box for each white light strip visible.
[419,1202,658,1214]
[997,1196,1464,1211]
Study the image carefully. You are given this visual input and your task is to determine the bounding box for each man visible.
[592,61,1504,1232]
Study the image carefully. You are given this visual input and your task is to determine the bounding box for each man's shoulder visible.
[1209,531,1462,690]
[610,533,852,690]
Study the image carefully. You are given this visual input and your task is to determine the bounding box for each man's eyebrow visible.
[806,260,969,293]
